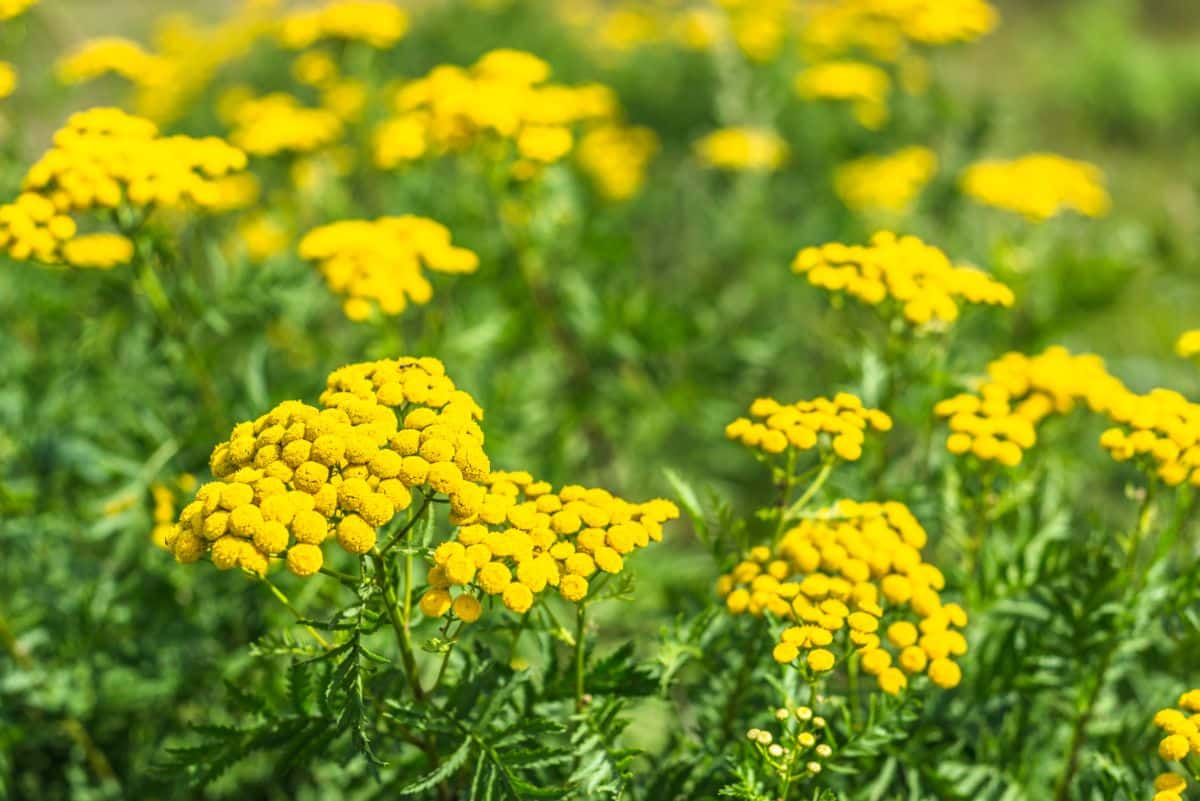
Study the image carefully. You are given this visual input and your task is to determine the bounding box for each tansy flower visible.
[1,108,247,267]
[960,153,1110,221]
[694,127,787,173]
[279,0,410,50]
[57,37,169,85]
[938,346,1128,467]
[227,93,344,156]
[834,147,937,214]
[725,392,891,462]
[1175,330,1200,359]
[298,216,478,320]
[792,231,1013,327]
[795,60,890,129]
[720,498,966,696]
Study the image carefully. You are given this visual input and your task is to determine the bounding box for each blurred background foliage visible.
[1,0,1199,799]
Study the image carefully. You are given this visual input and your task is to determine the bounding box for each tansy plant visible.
[158,355,680,795]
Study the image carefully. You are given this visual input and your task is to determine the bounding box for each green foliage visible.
[2,1,1200,801]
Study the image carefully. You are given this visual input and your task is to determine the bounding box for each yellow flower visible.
[452,594,482,623]
[1176,330,1200,359]
[57,37,169,85]
[0,61,16,99]
[795,61,890,129]
[298,216,478,320]
[726,393,890,462]
[279,0,409,49]
[807,648,836,672]
[694,127,787,172]
[834,147,938,214]
[792,231,1013,327]
[960,153,1110,221]
[227,93,344,156]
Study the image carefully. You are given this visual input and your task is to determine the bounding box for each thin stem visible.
[380,493,433,556]
[429,621,461,695]
[574,603,588,712]
[260,576,331,650]
[782,458,836,524]
[370,551,425,701]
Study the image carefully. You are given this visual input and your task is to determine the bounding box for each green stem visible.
[782,458,836,523]
[260,576,331,650]
[370,551,425,701]
[574,603,588,712]
[381,493,433,555]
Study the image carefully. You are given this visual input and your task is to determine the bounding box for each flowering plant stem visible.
[1052,481,1158,801]
[574,602,588,712]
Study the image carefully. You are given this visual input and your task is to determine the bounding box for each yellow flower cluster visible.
[802,0,998,62]
[1150,690,1200,801]
[694,127,788,173]
[0,61,16,99]
[833,146,937,214]
[717,500,966,693]
[576,125,660,201]
[725,394,892,463]
[791,231,1014,326]
[794,61,891,129]
[1,108,247,267]
[297,216,479,321]
[56,7,273,124]
[279,0,409,50]
[936,347,1126,467]
[1176,330,1200,359]
[57,37,168,85]
[0,0,36,20]
[559,2,718,55]
[1100,388,1200,486]
[373,48,649,193]
[227,93,344,157]
[166,357,488,577]
[422,471,680,620]
[165,357,679,610]
[960,154,1110,221]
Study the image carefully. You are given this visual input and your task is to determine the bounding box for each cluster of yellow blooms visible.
[725,394,892,463]
[801,0,998,61]
[936,347,1126,467]
[165,357,678,623]
[165,357,490,576]
[278,0,408,50]
[795,60,891,129]
[1150,690,1200,801]
[372,49,655,197]
[56,4,275,124]
[717,500,966,693]
[1100,388,1200,487]
[791,231,1014,326]
[0,108,247,268]
[576,126,660,201]
[1175,330,1200,359]
[422,471,680,618]
[226,93,345,157]
[57,37,168,85]
[564,0,995,67]
[694,127,789,173]
[297,216,479,321]
[959,154,1111,221]
[833,146,937,214]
